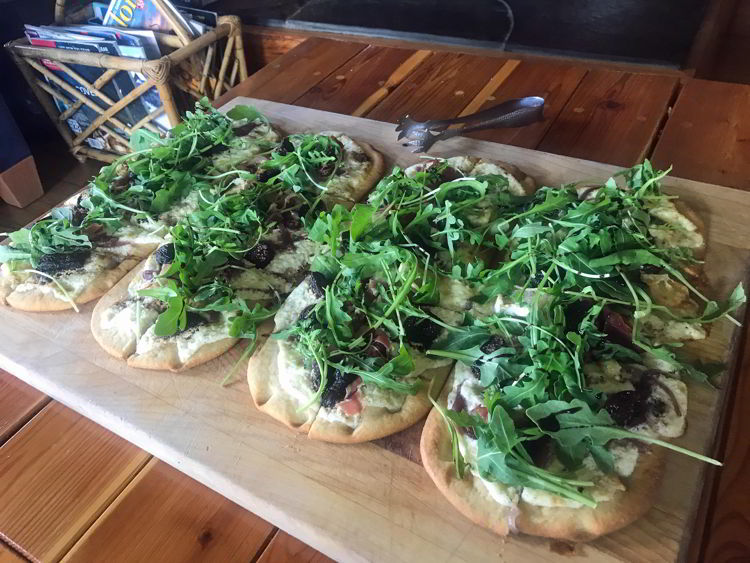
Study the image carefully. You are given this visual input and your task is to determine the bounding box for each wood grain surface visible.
[63,458,276,563]
[538,70,679,166]
[466,60,588,149]
[257,531,334,563]
[366,51,507,121]
[651,78,750,191]
[218,38,680,171]
[294,45,422,115]
[0,402,149,561]
[0,544,22,563]
[0,98,745,562]
[700,324,750,562]
[648,76,750,563]
[242,28,306,74]
[215,38,366,106]
[0,369,47,444]
[652,75,750,561]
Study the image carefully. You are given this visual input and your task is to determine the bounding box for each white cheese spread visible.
[273,277,321,331]
[630,375,688,438]
[318,405,360,427]
[265,240,322,278]
[276,341,317,406]
[609,443,640,478]
[460,437,519,507]
[641,314,707,343]
[471,160,526,196]
[647,201,704,249]
[100,299,160,355]
[447,362,485,412]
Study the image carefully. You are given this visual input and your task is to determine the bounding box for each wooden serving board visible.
[1,98,748,563]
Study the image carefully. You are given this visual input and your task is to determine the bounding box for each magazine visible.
[103,0,194,38]
[23,0,220,150]
[25,26,145,127]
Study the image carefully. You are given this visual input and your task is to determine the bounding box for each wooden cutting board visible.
[1,97,747,563]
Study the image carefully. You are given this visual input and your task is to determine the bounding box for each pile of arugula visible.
[274,203,453,404]
[309,158,744,506]
[130,130,353,384]
[0,99,261,269]
[413,161,745,505]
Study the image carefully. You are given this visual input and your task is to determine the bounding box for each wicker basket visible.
[5,0,248,163]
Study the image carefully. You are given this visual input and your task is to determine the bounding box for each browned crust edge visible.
[5,254,143,312]
[419,379,512,537]
[247,335,320,433]
[515,447,665,541]
[307,364,451,444]
[420,372,666,542]
[91,264,144,359]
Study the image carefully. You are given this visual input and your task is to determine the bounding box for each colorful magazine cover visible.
[103,0,194,38]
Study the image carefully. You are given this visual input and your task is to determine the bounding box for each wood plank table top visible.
[2,37,750,562]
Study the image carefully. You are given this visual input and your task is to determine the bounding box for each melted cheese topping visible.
[276,341,317,406]
[135,313,233,364]
[647,200,704,249]
[265,240,322,278]
[460,437,519,507]
[471,160,526,196]
[308,132,371,202]
[316,346,453,427]
[273,277,321,332]
[447,363,486,415]
[317,405,360,427]
[521,457,625,508]
[641,314,707,344]
[100,299,160,356]
[158,190,202,226]
[610,443,640,477]
[116,222,169,246]
[211,122,280,172]
[231,268,293,295]
[11,248,125,300]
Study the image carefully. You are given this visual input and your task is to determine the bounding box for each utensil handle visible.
[426,96,545,131]
[460,97,545,133]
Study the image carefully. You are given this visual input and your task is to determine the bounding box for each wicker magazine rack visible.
[5,0,248,163]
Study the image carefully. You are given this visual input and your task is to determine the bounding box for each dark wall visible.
[0,2,58,146]
[226,0,709,66]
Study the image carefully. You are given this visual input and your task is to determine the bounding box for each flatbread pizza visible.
[417,161,742,541]
[248,156,541,441]
[92,130,385,371]
[0,100,285,312]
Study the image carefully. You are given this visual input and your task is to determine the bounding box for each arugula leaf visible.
[0,245,30,263]
[129,129,164,152]
[350,204,375,242]
[154,296,186,336]
[226,104,263,122]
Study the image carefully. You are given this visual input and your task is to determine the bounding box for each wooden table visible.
[2,37,749,562]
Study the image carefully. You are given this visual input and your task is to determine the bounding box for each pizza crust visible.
[93,256,240,371]
[404,156,537,197]
[420,402,514,537]
[320,137,385,208]
[91,266,145,359]
[126,333,239,372]
[247,335,321,432]
[3,253,142,312]
[491,160,537,196]
[307,364,452,443]
[420,372,666,542]
[515,447,664,541]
